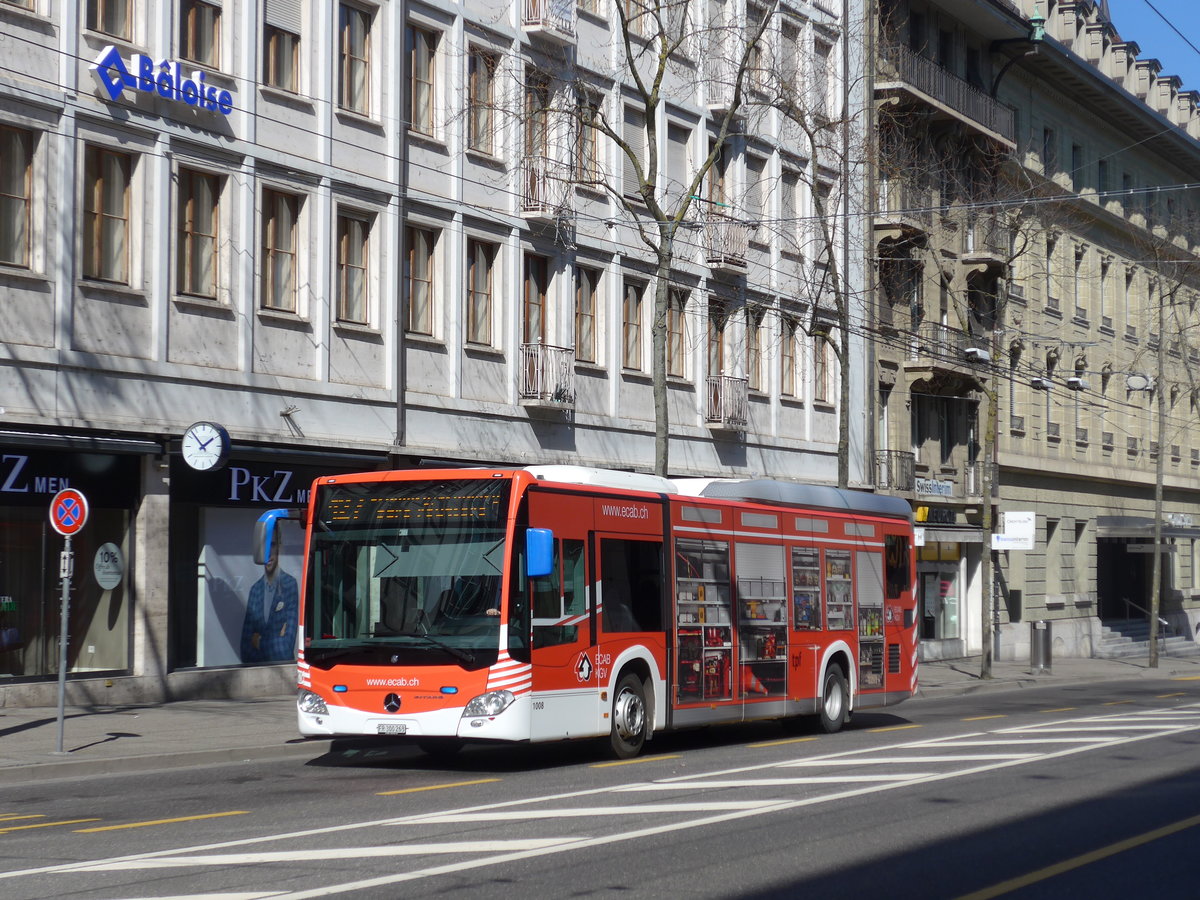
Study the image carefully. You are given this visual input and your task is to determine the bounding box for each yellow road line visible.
[0,815,43,823]
[0,818,100,834]
[954,812,1200,900]
[591,755,681,768]
[1040,707,1076,713]
[747,736,819,748]
[74,811,249,833]
[868,724,923,733]
[1103,700,1134,706]
[377,778,501,796]
[1156,692,1186,699]
[963,715,1006,722]
[1172,675,1200,681]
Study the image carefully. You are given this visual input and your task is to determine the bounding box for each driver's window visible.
[533,539,585,649]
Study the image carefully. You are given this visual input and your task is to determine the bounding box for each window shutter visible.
[264,0,302,35]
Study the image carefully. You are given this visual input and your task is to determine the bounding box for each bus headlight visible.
[462,690,514,718]
[298,689,329,716]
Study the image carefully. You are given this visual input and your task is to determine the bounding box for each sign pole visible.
[55,536,73,755]
[49,488,88,756]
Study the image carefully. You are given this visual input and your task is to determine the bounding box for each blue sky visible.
[1104,0,1200,93]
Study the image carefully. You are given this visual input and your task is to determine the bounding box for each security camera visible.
[1031,377,1051,390]
[1066,376,1086,390]
[963,347,991,363]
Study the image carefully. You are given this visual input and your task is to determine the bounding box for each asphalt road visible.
[2,677,1199,899]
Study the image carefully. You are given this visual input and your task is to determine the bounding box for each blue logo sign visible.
[90,45,235,116]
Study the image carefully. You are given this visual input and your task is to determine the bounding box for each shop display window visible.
[675,538,732,701]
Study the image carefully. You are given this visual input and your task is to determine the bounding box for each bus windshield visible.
[304,478,511,665]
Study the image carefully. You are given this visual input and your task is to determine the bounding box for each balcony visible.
[706,375,748,430]
[519,342,575,409]
[521,156,573,220]
[875,450,915,492]
[905,321,991,382]
[876,176,933,240]
[702,212,750,269]
[961,213,1009,271]
[522,0,575,43]
[877,43,1015,144]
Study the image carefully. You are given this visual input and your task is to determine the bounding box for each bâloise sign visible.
[90,45,235,116]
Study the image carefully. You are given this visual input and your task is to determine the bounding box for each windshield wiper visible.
[397,631,476,664]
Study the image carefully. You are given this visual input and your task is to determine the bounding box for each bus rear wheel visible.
[818,666,848,734]
[610,673,648,759]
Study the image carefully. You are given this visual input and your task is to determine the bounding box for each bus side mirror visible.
[253,508,291,565]
[525,528,554,578]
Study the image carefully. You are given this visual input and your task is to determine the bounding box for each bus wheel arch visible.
[609,663,651,759]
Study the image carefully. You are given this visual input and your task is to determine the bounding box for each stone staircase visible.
[1096,618,1200,659]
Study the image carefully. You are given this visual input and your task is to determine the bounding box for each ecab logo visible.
[90,45,235,116]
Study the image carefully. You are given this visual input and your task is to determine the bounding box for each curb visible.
[0,740,335,786]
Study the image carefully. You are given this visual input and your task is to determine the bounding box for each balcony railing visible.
[702,212,749,269]
[876,176,933,230]
[909,321,989,365]
[522,0,575,42]
[875,450,915,491]
[878,43,1015,142]
[521,156,573,219]
[706,375,748,429]
[962,213,1008,261]
[964,461,997,498]
[519,342,575,407]
[704,48,736,112]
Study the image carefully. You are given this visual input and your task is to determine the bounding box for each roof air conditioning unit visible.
[963,347,991,363]
[1031,377,1051,390]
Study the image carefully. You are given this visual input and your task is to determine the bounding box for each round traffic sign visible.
[50,489,89,536]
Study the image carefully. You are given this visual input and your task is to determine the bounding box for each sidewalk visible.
[2,654,1199,785]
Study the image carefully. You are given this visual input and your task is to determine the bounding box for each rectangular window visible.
[407,25,437,135]
[83,146,131,284]
[576,93,601,182]
[87,0,130,40]
[523,254,549,344]
[707,301,725,375]
[180,0,220,67]
[466,239,495,345]
[601,538,663,633]
[1041,127,1057,174]
[468,49,497,154]
[575,265,599,363]
[260,188,299,311]
[622,105,645,200]
[791,547,822,630]
[176,167,219,298]
[781,316,799,398]
[623,279,644,370]
[264,25,299,92]
[405,225,436,334]
[667,288,688,378]
[336,212,370,324]
[339,3,371,114]
[0,125,32,268]
[745,307,763,391]
[813,335,830,403]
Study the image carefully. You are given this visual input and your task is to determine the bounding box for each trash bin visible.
[1030,620,1052,673]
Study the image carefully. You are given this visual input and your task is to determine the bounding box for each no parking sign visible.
[50,489,89,537]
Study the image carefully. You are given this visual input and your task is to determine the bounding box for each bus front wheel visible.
[818,666,848,734]
[610,673,648,759]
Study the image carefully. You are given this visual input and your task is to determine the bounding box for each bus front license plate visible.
[377,723,407,735]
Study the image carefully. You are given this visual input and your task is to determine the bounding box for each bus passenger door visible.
[527,492,599,741]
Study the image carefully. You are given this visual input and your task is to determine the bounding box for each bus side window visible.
[885,534,911,599]
[601,539,663,633]
[531,541,561,619]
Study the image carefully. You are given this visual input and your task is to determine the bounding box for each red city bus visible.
[278,465,916,758]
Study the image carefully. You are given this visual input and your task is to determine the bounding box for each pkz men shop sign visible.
[90,45,235,116]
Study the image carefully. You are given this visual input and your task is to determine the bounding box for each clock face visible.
[182,422,230,472]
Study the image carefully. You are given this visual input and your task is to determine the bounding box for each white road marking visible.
[618,775,931,789]
[81,840,580,869]
[6,705,1200,899]
[780,754,1037,765]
